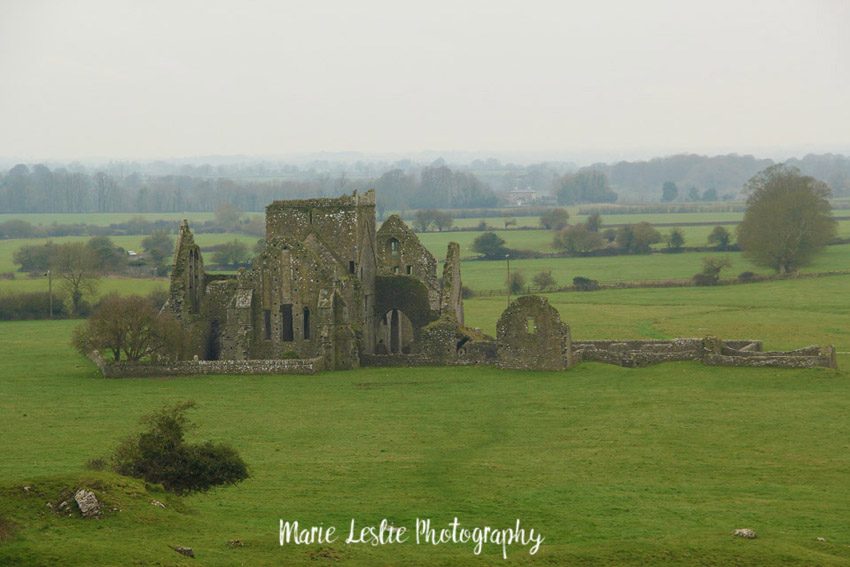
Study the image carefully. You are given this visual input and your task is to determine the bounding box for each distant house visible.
[506,189,538,206]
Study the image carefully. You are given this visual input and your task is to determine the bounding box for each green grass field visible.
[2,240,847,300]
[1,272,849,565]
[1,210,850,565]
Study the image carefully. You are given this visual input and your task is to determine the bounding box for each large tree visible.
[72,294,187,362]
[471,232,509,259]
[142,230,175,276]
[554,224,604,254]
[661,181,679,202]
[539,208,570,231]
[615,222,662,254]
[211,240,249,267]
[51,242,100,315]
[737,165,836,274]
[554,170,618,205]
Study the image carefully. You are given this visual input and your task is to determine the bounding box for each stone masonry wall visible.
[496,295,573,371]
[90,351,323,378]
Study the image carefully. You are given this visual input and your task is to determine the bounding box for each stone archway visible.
[380,308,414,354]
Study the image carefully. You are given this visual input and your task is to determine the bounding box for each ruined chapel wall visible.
[376,215,440,310]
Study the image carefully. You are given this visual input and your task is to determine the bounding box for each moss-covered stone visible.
[496,295,573,371]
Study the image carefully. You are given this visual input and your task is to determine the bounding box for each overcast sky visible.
[1,0,848,163]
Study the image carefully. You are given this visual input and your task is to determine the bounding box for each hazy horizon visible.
[2,0,848,163]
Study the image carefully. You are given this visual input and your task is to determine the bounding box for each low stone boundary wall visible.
[573,339,705,367]
[572,339,835,370]
[90,351,323,377]
[707,345,837,369]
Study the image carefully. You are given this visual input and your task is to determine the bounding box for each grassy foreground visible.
[1,272,849,565]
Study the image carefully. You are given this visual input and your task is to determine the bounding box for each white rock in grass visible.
[74,489,100,518]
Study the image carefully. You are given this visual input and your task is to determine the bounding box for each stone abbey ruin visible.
[93,190,836,377]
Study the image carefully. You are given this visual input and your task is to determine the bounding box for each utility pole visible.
[44,270,53,318]
[48,270,53,319]
[505,253,511,307]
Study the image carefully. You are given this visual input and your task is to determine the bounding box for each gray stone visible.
[733,528,757,539]
[172,546,195,558]
[74,489,100,518]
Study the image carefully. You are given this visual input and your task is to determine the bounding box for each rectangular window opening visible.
[281,304,294,342]
[263,309,272,340]
[303,307,311,340]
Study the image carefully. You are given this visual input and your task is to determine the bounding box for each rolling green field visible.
[2,273,849,565]
[2,241,848,300]
[466,274,850,349]
[1,209,850,565]
[459,244,850,293]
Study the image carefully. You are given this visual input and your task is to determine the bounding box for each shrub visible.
[539,208,570,231]
[507,271,525,295]
[707,226,732,250]
[692,256,733,286]
[72,294,188,362]
[554,224,605,254]
[666,228,685,251]
[616,222,662,254]
[691,273,718,286]
[472,232,509,259]
[211,240,249,267]
[0,292,68,320]
[86,458,107,471]
[111,401,249,494]
[573,276,600,291]
[737,271,758,282]
[461,285,475,299]
[532,270,558,291]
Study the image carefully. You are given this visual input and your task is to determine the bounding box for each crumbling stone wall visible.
[440,241,464,325]
[705,344,837,369]
[574,337,836,369]
[89,350,323,377]
[376,215,440,311]
[496,295,574,370]
[168,220,206,320]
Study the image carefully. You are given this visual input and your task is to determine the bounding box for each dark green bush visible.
[111,401,248,494]
[738,271,758,282]
[691,273,718,286]
[573,276,600,291]
[0,292,68,320]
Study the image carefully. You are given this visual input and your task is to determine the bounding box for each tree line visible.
[0,163,501,214]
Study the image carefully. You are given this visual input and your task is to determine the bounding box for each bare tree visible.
[51,242,100,315]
